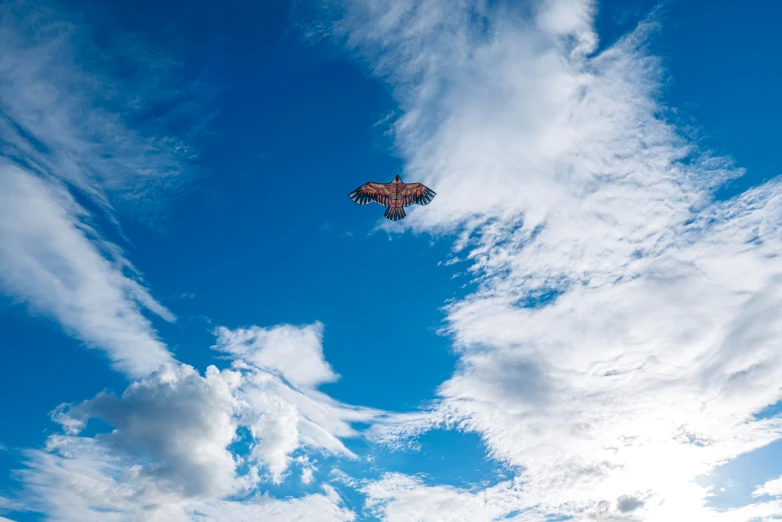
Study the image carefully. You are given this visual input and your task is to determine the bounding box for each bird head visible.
[393,175,402,183]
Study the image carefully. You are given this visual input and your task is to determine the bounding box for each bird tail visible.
[384,206,406,221]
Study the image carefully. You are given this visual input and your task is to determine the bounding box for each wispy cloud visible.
[753,476,782,498]
[0,165,174,375]
[0,0,209,376]
[316,0,782,519]
[0,0,209,214]
[361,473,524,521]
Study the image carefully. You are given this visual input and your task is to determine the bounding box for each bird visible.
[348,175,436,221]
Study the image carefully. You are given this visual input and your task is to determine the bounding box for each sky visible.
[0,0,781,520]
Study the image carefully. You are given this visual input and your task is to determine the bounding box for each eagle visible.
[348,175,436,221]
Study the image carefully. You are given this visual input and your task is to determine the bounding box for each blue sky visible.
[1,0,781,520]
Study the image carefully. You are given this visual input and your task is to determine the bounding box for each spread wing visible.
[398,183,436,207]
[348,182,393,206]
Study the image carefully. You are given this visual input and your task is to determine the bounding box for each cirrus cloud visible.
[0,0,209,376]
[317,0,782,520]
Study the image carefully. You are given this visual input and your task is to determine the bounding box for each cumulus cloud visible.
[214,323,383,483]
[52,364,247,498]
[10,323,378,519]
[316,0,782,519]
[18,434,355,522]
[616,494,644,513]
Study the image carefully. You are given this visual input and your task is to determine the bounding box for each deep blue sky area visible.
[1,0,781,519]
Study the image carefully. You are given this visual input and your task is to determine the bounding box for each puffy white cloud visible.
[214,323,383,483]
[319,0,782,519]
[10,323,377,519]
[18,435,355,521]
[53,364,247,498]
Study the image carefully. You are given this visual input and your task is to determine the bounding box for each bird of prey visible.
[348,175,436,221]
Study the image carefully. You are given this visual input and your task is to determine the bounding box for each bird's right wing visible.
[398,183,436,207]
[348,182,393,206]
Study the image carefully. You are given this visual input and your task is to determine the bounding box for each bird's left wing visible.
[398,183,437,207]
[348,182,392,206]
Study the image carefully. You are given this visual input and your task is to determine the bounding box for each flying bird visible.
[348,175,436,221]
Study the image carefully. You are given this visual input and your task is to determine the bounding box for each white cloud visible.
[52,364,248,498]
[0,4,370,518]
[214,322,339,389]
[295,456,318,485]
[10,323,378,519]
[753,476,782,498]
[362,474,525,522]
[0,164,174,376]
[0,0,205,211]
[6,0,782,520]
[0,0,207,376]
[186,487,356,522]
[18,434,355,521]
[301,464,316,485]
[319,0,782,519]
[214,323,383,483]
[1,2,358,520]
[0,493,25,514]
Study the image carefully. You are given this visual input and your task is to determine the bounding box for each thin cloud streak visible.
[0,0,208,375]
[0,164,174,375]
